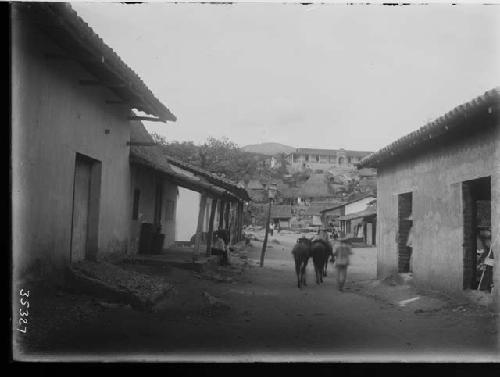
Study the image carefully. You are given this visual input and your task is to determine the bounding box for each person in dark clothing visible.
[333,238,353,291]
[477,233,495,292]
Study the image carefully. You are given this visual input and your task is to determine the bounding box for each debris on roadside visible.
[201,291,231,312]
[68,261,174,311]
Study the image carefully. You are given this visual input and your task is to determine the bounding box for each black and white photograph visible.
[10,0,500,362]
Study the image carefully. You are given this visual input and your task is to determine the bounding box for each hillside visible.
[241,142,295,156]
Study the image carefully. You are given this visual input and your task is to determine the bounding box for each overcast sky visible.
[72,2,499,152]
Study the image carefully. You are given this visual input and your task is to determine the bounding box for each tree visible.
[151,133,201,165]
[152,134,264,182]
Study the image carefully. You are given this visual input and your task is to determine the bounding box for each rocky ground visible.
[13,231,499,362]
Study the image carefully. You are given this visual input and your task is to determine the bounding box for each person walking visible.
[333,238,353,291]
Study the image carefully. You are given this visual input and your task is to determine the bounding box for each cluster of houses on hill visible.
[286,148,371,173]
[12,3,249,282]
[250,87,499,304]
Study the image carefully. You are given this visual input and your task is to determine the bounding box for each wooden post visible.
[260,199,272,267]
[218,201,225,230]
[194,193,207,261]
[224,200,231,232]
[230,202,237,246]
[206,198,218,256]
[237,201,244,242]
[234,201,240,243]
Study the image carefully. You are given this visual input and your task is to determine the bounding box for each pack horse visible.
[291,237,334,288]
[291,237,312,289]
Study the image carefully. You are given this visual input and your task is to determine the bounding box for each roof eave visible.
[358,88,499,169]
[21,3,176,123]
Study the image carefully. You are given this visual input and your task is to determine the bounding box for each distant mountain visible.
[241,142,296,156]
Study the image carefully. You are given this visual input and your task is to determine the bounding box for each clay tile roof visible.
[162,155,250,201]
[129,124,249,201]
[303,204,334,216]
[358,88,500,169]
[338,203,377,221]
[17,2,176,122]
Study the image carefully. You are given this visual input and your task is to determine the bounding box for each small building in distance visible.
[337,200,377,246]
[287,148,372,173]
[271,205,293,230]
[320,195,376,238]
[358,88,499,307]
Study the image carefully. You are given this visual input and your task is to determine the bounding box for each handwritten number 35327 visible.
[17,289,30,333]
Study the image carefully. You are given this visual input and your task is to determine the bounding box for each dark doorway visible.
[397,192,413,273]
[154,176,163,227]
[70,153,101,262]
[462,176,491,291]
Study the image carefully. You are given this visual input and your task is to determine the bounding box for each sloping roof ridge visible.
[359,87,500,168]
[162,152,250,200]
[35,3,176,121]
[319,194,375,213]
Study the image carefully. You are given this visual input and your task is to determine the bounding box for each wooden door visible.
[71,157,92,262]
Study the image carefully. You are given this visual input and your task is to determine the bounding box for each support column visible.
[234,201,240,243]
[206,198,218,256]
[237,201,244,242]
[230,201,237,245]
[260,199,272,267]
[218,200,225,230]
[224,200,231,232]
[194,193,207,261]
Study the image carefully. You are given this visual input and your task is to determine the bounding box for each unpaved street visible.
[18,232,498,362]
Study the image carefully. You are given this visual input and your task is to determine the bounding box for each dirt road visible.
[17,231,499,362]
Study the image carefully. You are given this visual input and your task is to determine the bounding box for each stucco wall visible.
[12,18,133,279]
[376,127,499,298]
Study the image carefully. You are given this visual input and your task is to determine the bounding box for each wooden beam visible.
[206,199,218,256]
[45,53,105,64]
[44,53,72,60]
[105,100,127,105]
[127,115,164,122]
[79,79,126,88]
[193,193,207,261]
[126,141,157,146]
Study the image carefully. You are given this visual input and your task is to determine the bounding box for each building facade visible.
[287,148,371,173]
[11,3,176,280]
[358,88,499,308]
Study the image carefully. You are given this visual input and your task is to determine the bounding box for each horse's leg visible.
[301,261,307,287]
[295,258,301,288]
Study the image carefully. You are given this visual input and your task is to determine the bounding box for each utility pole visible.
[260,182,277,267]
